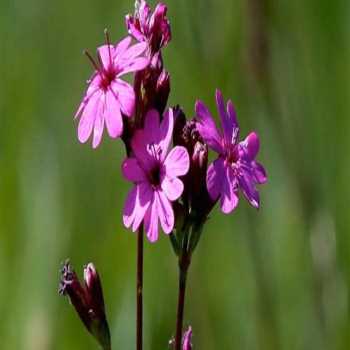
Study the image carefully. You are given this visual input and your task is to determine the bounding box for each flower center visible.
[225,144,239,165]
[146,143,163,187]
[100,68,117,91]
[149,165,161,187]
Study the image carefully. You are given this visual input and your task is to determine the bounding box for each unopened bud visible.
[192,141,208,195]
[173,106,187,146]
[59,261,111,350]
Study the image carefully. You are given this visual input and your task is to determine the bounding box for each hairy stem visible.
[136,225,144,350]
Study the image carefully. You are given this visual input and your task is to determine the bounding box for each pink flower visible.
[126,0,171,54]
[122,109,190,242]
[75,35,149,148]
[196,90,267,213]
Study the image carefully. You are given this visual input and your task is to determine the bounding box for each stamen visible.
[104,28,113,67]
[148,143,162,161]
[83,50,100,72]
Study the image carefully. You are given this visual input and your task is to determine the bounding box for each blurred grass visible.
[0,0,349,349]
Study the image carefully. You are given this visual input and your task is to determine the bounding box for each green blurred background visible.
[0,0,349,349]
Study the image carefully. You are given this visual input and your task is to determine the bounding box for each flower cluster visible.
[63,1,268,349]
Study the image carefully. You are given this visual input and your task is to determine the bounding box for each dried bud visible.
[126,0,171,54]
[168,326,193,350]
[59,261,111,350]
[182,326,193,350]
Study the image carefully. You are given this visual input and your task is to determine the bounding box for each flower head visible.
[126,0,171,54]
[59,261,111,350]
[122,108,190,242]
[196,90,267,213]
[75,32,149,148]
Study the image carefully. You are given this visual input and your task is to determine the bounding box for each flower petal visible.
[77,91,101,144]
[123,186,138,229]
[206,158,225,200]
[92,99,104,148]
[161,175,184,201]
[195,100,223,154]
[131,183,152,232]
[227,100,239,143]
[144,199,159,242]
[158,108,174,160]
[156,190,174,234]
[239,171,260,208]
[75,73,100,119]
[216,89,233,143]
[139,0,151,28]
[104,89,123,138]
[119,42,147,61]
[97,44,115,69]
[163,146,189,177]
[122,158,147,182]
[126,15,145,42]
[114,36,132,58]
[117,57,149,76]
[243,132,260,160]
[131,130,155,171]
[111,79,135,117]
[143,109,160,144]
[220,167,239,214]
[252,161,267,184]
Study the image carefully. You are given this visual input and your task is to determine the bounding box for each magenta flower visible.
[75,35,149,148]
[122,109,189,242]
[126,0,171,54]
[196,90,267,214]
[182,326,192,350]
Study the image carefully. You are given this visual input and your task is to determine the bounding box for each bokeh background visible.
[0,0,349,349]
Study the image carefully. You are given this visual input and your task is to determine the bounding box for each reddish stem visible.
[136,225,144,350]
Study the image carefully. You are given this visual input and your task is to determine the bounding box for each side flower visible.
[196,89,267,214]
[59,261,111,350]
[75,34,149,148]
[122,108,190,242]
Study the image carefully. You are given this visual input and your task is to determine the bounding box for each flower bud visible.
[59,261,111,350]
[173,106,187,147]
[133,63,170,121]
[191,141,208,196]
[173,115,212,215]
[154,69,170,114]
